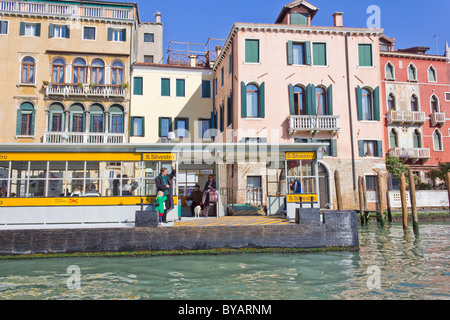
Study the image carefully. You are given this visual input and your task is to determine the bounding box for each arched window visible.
[408,64,417,81]
[246,84,259,118]
[431,95,439,113]
[389,129,398,148]
[48,103,65,132]
[21,57,35,83]
[433,130,443,151]
[90,104,104,133]
[73,58,87,84]
[293,86,306,115]
[16,102,35,136]
[111,61,124,85]
[413,130,421,148]
[428,66,437,82]
[109,105,124,133]
[52,58,65,84]
[70,104,85,132]
[385,62,395,79]
[315,86,327,116]
[91,59,105,85]
[388,93,396,111]
[361,88,373,120]
[411,94,419,112]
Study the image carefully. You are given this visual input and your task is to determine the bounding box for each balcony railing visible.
[431,112,446,126]
[45,84,127,99]
[289,115,340,135]
[389,147,430,163]
[44,132,126,144]
[388,111,426,125]
[0,1,134,20]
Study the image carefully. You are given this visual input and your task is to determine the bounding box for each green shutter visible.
[373,86,380,121]
[327,85,333,115]
[161,78,170,96]
[241,82,247,118]
[291,13,308,26]
[313,43,326,66]
[133,77,143,95]
[305,41,311,65]
[129,116,135,137]
[107,28,113,41]
[19,22,25,36]
[359,44,373,67]
[16,109,21,135]
[245,39,259,63]
[35,23,41,37]
[65,25,70,38]
[289,84,295,115]
[377,141,383,157]
[176,79,185,97]
[330,139,337,157]
[358,140,365,157]
[259,82,265,118]
[49,23,55,38]
[227,95,233,126]
[220,104,224,132]
[158,117,162,137]
[141,117,145,137]
[357,86,363,120]
[287,41,294,65]
[307,84,316,115]
[122,28,127,42]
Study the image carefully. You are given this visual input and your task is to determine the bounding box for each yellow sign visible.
[286,152,316,161]
[286,194,318,203]
[143,153,177,161]
[0,153,142,162]
[0,196,177,207]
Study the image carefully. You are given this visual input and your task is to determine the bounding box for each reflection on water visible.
[0,222,448,300]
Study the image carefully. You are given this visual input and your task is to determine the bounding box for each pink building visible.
[213,1,386,210]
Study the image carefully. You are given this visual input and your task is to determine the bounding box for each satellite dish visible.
[167,132,175,141]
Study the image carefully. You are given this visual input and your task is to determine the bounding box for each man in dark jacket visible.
[155,162,176,223]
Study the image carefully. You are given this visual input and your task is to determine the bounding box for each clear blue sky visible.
[138,0,450,59]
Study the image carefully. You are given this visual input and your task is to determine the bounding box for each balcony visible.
[0,1,135,21]
[388,111,426,125]
[389,147,430,163]
[431,112,446,127]
[43,132,126,144]
[289,115,340,135]
[45,83,127,99]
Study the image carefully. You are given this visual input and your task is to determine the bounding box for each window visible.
[90,104,104,133]
[214,78,217,96]
[246,84,259,118]
[227,95,233,126]
[389,129,398,148]
[362,88,373,120]
[365,176,377,192]
[199,118,211,139]
[388,93,396,111]
[144,33,154,42]
[446,93,450,101]
[245,39,260,63]
[359,140,382,157]
[293,43,305,65]
[241,82,265,119]
[161,78,170,96]
[52,58,65,83]
[433,130,443,151]
[83,26,96,40]
[312,43,327,66]
[109,105,124,133]
[431,95,439,113]
[221,67,224,87]
[70,104,85,133]
[357,86,380,121]
[315,87,328,116]
[133,77,143,95]
[288,41,310,65]
[428,66,437,82]
[72,58,87,84]
[229,53,233,75]
[175,118,189,138]
[317,139,337,157]
[385,63,395,79]
[408,64,417,81]
[91,59,105,85]
[410,95,419,112]
[21,57,35,84]
[0,21,8,35]
[20,22,40,37]
[201,80,211,98]
[108,28,126,42]
[358,44,373,67]
[293,86,306,115]
[49,24,69,39]
[176,79,185,97]
[413,130,421,148]
[111,61,124,85]
[144,55,154,63]
[48,103,65,132]
[290,13,308,26]
[16,102,35,136]
[158,117,171,137]
[131,117,145,137]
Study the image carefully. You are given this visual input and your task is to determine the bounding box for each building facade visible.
[212,0,386,209]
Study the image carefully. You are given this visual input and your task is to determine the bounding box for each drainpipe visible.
[345,33,357,190]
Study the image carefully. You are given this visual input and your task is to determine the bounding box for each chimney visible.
[190,55,197,67]
[155,12,161,24]
[333,12,343,27]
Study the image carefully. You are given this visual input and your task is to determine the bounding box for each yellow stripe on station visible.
[0,152,142,162]
[174,216,294,227]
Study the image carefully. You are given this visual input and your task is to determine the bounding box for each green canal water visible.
[0,222,448,300]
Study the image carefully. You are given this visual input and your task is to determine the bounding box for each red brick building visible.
[380,37,450,187]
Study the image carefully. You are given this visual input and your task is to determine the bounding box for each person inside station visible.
[187,184,203,217]
[0,186,7,198]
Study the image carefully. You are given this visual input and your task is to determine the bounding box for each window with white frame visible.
[433,130,443,151]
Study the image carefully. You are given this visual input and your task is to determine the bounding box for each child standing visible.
[154,190,167,224]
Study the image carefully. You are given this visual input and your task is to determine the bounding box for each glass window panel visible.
[293,43,305,65]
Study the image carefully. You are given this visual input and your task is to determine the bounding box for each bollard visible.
[408,168,419,233]
[335,171,343,211]
[358,176,365,225]
[400,172,408,230]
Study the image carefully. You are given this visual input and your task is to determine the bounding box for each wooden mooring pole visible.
[408,168,419,233]
[377,172,385,227]
[400,172,408,230]
[358,176,365,225]
[335,170,343,211]
[447,172,450,212]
